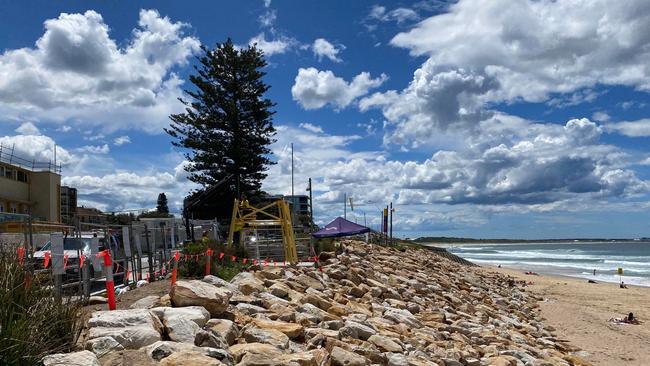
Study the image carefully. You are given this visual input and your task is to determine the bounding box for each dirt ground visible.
[81,279,171,314]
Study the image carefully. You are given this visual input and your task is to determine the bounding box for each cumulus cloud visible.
[292,67,388,110]
[113,135,131,146]
[390,0,650,103]
[77,144,110,154]
[311,38,344,62]
[260,120,647,231]
[0,134,74,165]
[298,123,324,134]
[369,5,420,24]
[15,122,41,135]
[248,33,297,56]
[0,9,200,133]
[360,60,497,147]
[592,112,611,123]
[63,172,180,212]
[605,119,650,137]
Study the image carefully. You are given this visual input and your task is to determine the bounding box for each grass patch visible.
[0,245,82,366]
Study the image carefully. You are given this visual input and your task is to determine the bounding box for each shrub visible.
[178,240,249,281]
[0,246,82,365]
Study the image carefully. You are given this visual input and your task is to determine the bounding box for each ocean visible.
[443,242,650,287]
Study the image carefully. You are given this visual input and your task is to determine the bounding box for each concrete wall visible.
[29,171,61,222]
[0,176,30,202]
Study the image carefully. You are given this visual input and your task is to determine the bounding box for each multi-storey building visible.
[0,145,62,223]
[60,186,77,224]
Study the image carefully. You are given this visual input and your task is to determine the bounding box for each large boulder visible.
[130,295,162,309]
[383,308,422,329]
[84,336,124,358]
[330,346,368,366]
[205,319,239,345]
[230,272,266,295]
[150,306,210,343]
[242,325,290,349]
[42,350,101,366]
[170,280,232,317]
[339,320,376,341]
[144,341,233,365]
[252,318,304,339]
[87,309,162,349]
[229,343,283,363]
[203,275,240,293]
[368,334,402,352]
[159,351,226,366]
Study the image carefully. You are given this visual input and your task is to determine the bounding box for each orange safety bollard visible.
[205,249,213,276]
[97,250,116,310]
[171,251,180,287]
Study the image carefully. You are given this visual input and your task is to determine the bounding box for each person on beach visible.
[610,312,641,325]
[620,281,628,289]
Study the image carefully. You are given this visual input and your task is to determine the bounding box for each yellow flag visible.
[617,267,623,275]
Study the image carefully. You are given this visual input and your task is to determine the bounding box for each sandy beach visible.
[483,266,650,366]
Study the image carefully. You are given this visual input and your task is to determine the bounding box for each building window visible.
[10,202,17,214]
[4,168,14,179]
[16,170,28,183]
[0,202,4,212]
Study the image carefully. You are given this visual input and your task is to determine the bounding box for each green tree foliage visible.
[156,192,170,214]
[166,39,276,219]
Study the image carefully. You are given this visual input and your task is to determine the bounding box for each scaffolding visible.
[227,198,298,263]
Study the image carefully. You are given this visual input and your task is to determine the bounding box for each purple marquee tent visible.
[312,217,371,238]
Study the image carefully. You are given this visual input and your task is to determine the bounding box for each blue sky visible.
[2,0,650,239]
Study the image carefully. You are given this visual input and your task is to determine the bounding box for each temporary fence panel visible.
[50,233,65,276]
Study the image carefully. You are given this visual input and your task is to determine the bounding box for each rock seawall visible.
[48,240,590,366]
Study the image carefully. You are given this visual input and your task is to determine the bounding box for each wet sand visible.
[484,267,650,366]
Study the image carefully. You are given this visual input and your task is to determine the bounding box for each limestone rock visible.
[252,318,304,339]
[330,346,367,366]
[42,350,101,366]
[242,325,290,349]
[150,306,210,343]
[229,342,283,363]
[159,351,226,366]
[203,275,240,293]
[170,280,232,316]
[87,309,162,349]
[129,295,161,309]
[144,341,233,365]
[205,319,239,345]
[368,334,402,352]
[230,272,266,295]
[85,336,124,357]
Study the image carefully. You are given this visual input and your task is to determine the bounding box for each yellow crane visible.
[227,198,298,263]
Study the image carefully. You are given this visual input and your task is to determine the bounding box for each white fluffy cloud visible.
[391,0,650,103]
[15,122,41,135]
[360,59,496,147]
[113,136,131,146]
[76,144,110,154]
[311,38,344,63]
[369,5,420,24]
[0,9,200,133]
[605,119,650,137]
[292,68,388,110]
[249,33,297,56]
[0,134,74,165]
[63,172,179,212]
[261,119,647,231]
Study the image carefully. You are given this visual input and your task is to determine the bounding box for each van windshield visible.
[40,238,92,251]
